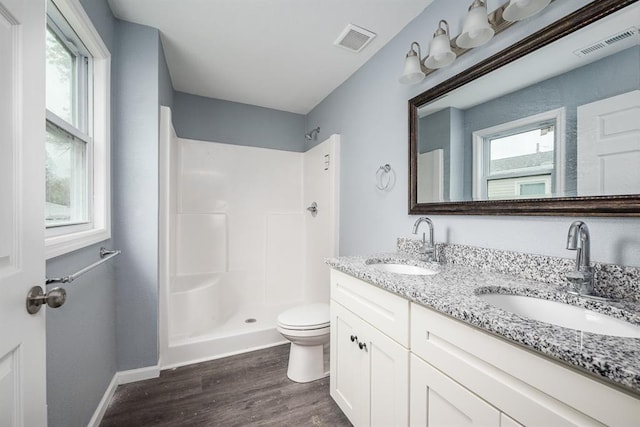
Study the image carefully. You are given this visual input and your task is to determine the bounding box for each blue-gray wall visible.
[159,38,174,109]
[47,3,177,425]
[172,91,306,152]
[46,243,118,427]
[45,0,118,426]
[113,20,164,371]
[306,0,640,267]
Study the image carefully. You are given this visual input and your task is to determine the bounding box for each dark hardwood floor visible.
[100,344,351,427]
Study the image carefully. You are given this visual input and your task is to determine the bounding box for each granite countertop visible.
[327,252,640,395]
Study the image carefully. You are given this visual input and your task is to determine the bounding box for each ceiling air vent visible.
[574,26,638,57]
[334,24,376,53]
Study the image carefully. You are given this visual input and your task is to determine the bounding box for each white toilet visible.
[277,303,330,383]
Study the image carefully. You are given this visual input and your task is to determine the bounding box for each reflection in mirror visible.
[474,113,558,201]
[413,1,640,208]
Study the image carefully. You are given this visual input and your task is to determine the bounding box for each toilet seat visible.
[277,303,329,331]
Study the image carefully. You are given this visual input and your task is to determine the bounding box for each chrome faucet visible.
[412,217,436,261]
[565,221,595,295]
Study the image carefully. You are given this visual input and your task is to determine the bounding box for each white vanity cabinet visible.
[329,269,640,427]
[330,270,410,427]
[410,303,640,427]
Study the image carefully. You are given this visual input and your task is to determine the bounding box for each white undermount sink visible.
[478,293,640,338]
[367,263,438,276]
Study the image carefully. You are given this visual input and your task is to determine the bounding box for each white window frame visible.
[45,0,111,259]
[472,107,566,201]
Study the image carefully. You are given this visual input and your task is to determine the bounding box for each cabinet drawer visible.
[331,269,410,347]
[411,303,639,427]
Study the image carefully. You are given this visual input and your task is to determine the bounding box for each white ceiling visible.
[108,0,433,114]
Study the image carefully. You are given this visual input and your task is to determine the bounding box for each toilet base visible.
[286,342,328,383]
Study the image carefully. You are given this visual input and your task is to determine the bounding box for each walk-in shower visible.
[159,107,339,368]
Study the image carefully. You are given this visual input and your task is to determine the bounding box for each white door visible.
[0,0,47,425]
[577,90,640,196]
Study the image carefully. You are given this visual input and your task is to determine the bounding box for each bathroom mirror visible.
[409,0,640,216]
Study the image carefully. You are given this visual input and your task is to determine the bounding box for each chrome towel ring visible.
[376,164,394,191]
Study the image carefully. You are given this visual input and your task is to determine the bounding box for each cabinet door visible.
[411,304,609,426]
[362,318,409,427]
[410,354,500,427]
[331,301,368,425]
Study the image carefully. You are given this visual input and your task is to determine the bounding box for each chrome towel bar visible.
[46,247,121,285]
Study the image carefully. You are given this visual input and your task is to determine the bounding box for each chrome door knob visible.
[46,288,67,308]
[26,286,67,314]
[350,335,358,342]
[359,342,367,351]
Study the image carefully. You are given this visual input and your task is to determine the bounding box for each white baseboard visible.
[116,364,160,385]
[87,365,160,427]
[87,374,118,427]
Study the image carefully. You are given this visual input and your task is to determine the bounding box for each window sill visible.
[45,225,110,259]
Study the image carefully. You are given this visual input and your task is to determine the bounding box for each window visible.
[484,124,555,200]
[472,108,565,201]
[45,6,91,227]
[45,0,111,258]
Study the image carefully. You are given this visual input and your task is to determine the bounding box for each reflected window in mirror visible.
[486,126,554,200]
[472,109,565,201]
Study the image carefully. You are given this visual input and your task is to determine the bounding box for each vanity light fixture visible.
[457,0,495,49]
[399,0,555,84]
[502,0,552,22]
[399,42,427,84]
[425,20,456,69]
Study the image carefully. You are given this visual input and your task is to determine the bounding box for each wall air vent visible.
[574,27,638,57]
[334,24,376,53]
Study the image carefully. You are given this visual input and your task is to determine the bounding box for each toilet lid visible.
[278,303,329,329]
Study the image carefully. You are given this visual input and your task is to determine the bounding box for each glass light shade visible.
[425,32,456,69]
[399,53,425,84]
[503,0,551,22]
[456,3,495,49]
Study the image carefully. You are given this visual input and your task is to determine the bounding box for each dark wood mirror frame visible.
[409,0,640,217]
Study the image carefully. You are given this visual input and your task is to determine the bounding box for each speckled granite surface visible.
[327,243,640,394]
[398,238,640,302]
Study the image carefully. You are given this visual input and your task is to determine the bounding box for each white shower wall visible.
[304,140,340,303]
[159,106,339,368]
[175,139,306,310]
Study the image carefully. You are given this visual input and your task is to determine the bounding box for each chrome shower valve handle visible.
[307,202,318,217]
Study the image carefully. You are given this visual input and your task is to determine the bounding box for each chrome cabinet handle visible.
[26,286,67,314]
[350,335,358,342]
[359,342,367,351]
